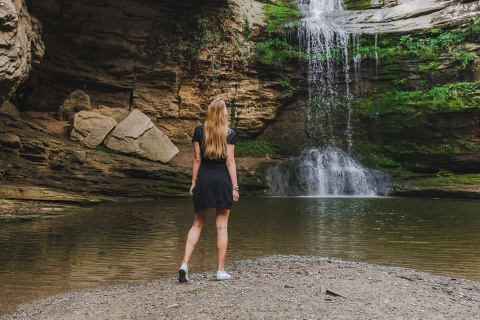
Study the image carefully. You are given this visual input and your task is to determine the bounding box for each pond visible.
[1,197,479,315]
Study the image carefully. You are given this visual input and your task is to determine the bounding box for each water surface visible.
[1,197,479,314]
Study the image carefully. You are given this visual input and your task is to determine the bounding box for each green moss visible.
[356,21,479,72]
[256,37,305,66]
[412,174,480,186]
[343,0,372,10]
[96,144,118,154]
[354,81,480,117]
[237,140,278,158]
[138,181,190,198]
[259,0,302,34]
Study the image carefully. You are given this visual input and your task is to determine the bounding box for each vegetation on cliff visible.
[347,19,480,186]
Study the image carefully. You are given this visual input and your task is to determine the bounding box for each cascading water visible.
[266,0,389,196]
[297,0,352,146]
[266,147,388,196]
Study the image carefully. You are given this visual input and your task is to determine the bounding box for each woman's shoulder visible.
[193,125,205,134]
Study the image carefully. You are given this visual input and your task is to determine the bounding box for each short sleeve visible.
[227,129,237,145]
[192,126,202,143]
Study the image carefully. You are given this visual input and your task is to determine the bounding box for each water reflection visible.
[1,197,479,314]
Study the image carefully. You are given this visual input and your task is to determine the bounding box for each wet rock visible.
[70,111,117,148]
[57,90,91,121]
[104,109,179,163]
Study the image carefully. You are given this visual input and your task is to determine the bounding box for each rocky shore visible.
[3,255,480,319]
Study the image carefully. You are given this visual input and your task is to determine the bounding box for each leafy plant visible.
[236,140,277,157]
[459,140,477,152]
[96,144,118,154]
[280,76,296,92]
[453,52,477,70]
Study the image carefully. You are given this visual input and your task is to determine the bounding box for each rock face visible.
[337,0,480,33]
[0,0,44,105]
[0,113,191,198]
[70,111,117,148]
[24,0,292,141]
[104,109,179,163]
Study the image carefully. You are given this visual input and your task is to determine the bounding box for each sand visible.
[3,255,480,320]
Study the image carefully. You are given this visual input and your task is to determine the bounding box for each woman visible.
[179,98,240,282]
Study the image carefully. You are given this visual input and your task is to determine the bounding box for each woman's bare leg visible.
[215,208,230,271]
[182,209,208,265]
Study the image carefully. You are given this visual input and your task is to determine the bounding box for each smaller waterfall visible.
[266,147,390,197]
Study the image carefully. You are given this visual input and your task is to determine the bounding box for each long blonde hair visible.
[203,99,229,159]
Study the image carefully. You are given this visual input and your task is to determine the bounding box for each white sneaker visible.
[216,270,231,281]
[179,263,189,282]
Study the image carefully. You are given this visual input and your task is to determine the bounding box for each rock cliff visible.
[24,0,294,141]
[0,0,44,106]
[1,0,480,203]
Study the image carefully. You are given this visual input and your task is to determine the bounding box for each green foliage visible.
[145,5,238,65]
[343,0,372,10]
[357,141,401,169]
[280,76,296,92]
[459,140,477,152]
[242,15,253,38]
[236,140,277,157]
[466,18,480,42]
[260,0,302,34]
[357,20,479,69]
[96,144,118,154]
[453,51,477,70]
[256,37,304,65]
[426,174,480,185]
[418,61,440,73]
[0,218,14,225]
[355,81,480,116]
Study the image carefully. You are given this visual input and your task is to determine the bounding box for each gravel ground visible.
[3,255,480,320]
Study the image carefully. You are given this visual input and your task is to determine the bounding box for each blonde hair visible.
[203,99,229,159]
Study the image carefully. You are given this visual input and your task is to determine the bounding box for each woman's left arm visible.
[190,142,202,195]
[226,144,239,202]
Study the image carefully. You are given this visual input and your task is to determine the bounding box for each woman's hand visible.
[233,189,239,202]
[190,183,195,196]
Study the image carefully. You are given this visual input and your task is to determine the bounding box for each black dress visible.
[191,125,237,213]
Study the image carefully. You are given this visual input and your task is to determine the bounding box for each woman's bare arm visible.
[226,144,239,202]
[190,142,202,195]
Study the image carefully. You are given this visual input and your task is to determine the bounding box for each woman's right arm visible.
[226,144,239,202]
[190,142,202,195]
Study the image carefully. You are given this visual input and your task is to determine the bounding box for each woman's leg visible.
[182,209,208,265]
[215,208,230,271]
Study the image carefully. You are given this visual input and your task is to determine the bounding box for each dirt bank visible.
[3,255,479,319]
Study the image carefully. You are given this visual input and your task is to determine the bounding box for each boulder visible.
[94,106,130,124]
[0,100,20,118]
[104,109,179,163]
[57,90,91,121]
[70,111,117,148]
[0,132,21,150]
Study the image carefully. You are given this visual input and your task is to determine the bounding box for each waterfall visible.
[266,148,390,196]
[266,1,389,196]
[297,0,352,146]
